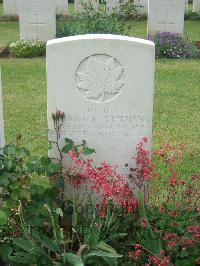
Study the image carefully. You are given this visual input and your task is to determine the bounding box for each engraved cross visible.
[157,7,175,31]
[30,14,46,40]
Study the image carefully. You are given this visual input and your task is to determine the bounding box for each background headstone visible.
[134,0,148,14]
[56,0,68,15]
[185,0,188,12]
[0,69,5,152]
[19,0,56,42]
[148,0,185,35]
[74,0,99,13]
[106,0,120,14]
[3,0,19,16]
[193,0,200,12]
[47,34,155,175]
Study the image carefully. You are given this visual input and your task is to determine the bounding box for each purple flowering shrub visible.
[148,32,199,59]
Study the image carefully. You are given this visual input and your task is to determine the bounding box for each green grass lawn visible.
[0,22,19,48]
[0,58,199,179]
[0,20,199,48]
[126,20,200,40]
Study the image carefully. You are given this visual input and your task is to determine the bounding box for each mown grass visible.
[127,20,200,40]
[0,58,199,179]
[0,58,48,156]
[0,22,19,48]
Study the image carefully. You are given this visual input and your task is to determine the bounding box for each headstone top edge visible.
[46,34,155,47]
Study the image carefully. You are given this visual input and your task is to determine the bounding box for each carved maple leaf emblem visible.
[76,55,124,102]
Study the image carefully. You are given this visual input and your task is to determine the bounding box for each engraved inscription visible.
[75,54,125,103]
[50,108,149,138]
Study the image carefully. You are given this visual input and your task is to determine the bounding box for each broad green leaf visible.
[55,207,63,217]
[3,145,16,156]
[108,233,127,241]
[81,147,95,155]
[41,156,51,166]
[16,147,30,159]
[62,143,74,153]
[48,141,53,150]
[65,138,74,144]
[82,250,122,261]
[0,243,12,259]
[0,209,8,225]
[9,252,37,264]
[41,235,60,253]
[62,253,84,266]
[4,159,13,170]
[0,174,10,186]
[96,241,118,255]
[12,238,34,253]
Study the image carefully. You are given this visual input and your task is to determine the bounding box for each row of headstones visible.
[17,0,191,42]
[3,0,200,16]
[3,0,96,15]
[130,0,200,14]
[0,34,155,181]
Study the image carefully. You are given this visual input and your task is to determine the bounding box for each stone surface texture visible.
[47,34,155,174]
[193,0,200,12]
[148,0,185,35]
[56,0,68,15]
[134,0,148,14]
[106,0,120,14]
[3,0,19,15]
[74,0,99,13]
[19,0,56,42]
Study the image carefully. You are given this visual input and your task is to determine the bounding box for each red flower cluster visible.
[127,137,154,199]
[66,149,138,214]
[146,252,170,266]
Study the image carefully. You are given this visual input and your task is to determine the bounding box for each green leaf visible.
[0,243,12,260]
[62,138,75,153]
[0,174,10,186]
[48,141,53,150]
[9,252,37,264]
[17,147,30,159]
[4,159,13,170]
[41,235,60,253]
[96,241,118,255]
[0,209,8,225]
[62,253,84,266]
[108,233,127,241]
[12,238,34,253]
[81,146,95,155]
[3,145,16,156]
[62,143,74,153]
[65,138,74,144]
[55,207,63,217]
[82,250,122,261]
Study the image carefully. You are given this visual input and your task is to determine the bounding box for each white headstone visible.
[3,0,19,16]
[193,0,200,12]
[106,0,129,14]
[74,0,99,13]
[185,0,188,12]
[0,69,5,151]
[19,0,56,42]
[148,0,185,35]
[47,34,155,175]
[134,0,148,14]
[56,0,68,15]
[106,0,120,13]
